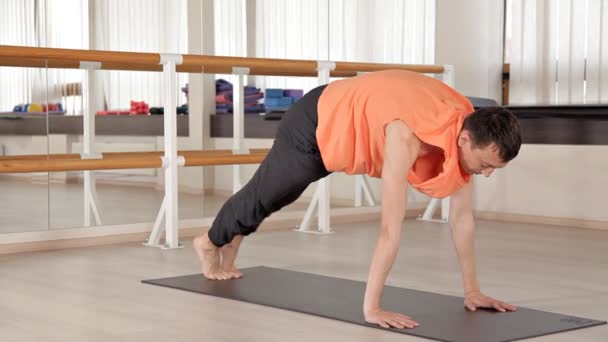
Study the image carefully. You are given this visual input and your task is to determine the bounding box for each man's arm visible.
[448,181,480,294]
[449,182,517,312]
[363,120,419,329]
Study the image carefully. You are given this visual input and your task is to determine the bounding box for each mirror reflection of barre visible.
[0,44,452,249]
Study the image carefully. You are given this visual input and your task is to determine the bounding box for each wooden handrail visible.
[0,150,268,173]
[1,156,162,173]
[0,149,269,161]
[0,45,445,75]
[0,45,160,65]
[183,152,265,167]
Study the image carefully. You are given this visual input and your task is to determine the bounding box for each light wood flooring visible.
[1,219,607,341]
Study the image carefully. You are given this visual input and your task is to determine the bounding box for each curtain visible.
[0,0,36,112]
[0,0,87,114]
[214,0,248,57]
[254,0,329,91]
[35,0,89,114]
[328,0,435,65]
[509,0,608,105]
[212,0,250,96]
[94,0,188,110]
[257,0,435,91]
[212,0,435,97]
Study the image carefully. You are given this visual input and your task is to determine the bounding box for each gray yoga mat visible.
[142,266,606,342]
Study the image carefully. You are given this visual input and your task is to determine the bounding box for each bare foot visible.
[221,235,244,279]
[193,234,230,280]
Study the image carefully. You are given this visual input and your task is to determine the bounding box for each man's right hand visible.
[364,308,419,329]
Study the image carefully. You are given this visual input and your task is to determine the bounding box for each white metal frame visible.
[231,67,251,194]
[354,175,377,207]
[144,54,185,249]
[295,61,336,234]
[417,64,455,223]
[80,61,103,227]
[417,197,450,222]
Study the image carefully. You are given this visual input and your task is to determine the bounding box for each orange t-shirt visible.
[316,70,473,198]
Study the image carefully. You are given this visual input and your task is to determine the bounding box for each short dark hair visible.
[462,106,522,162]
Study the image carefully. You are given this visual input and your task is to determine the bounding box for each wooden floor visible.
[1,219,607,341]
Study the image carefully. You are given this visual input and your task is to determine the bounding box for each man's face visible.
[457,131,507,177]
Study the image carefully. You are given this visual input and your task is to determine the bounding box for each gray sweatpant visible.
[207,85,330,247]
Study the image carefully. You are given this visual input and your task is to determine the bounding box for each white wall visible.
[475,145,608,221]
[435,0,608,222]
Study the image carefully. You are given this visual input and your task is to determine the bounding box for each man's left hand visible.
[464,291,517,312]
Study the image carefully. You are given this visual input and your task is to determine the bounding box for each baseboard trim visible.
[6,207,603,255]
[1,206,421,255]
[474,211,608,230]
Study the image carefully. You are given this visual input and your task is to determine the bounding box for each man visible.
[194,70,521,329]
